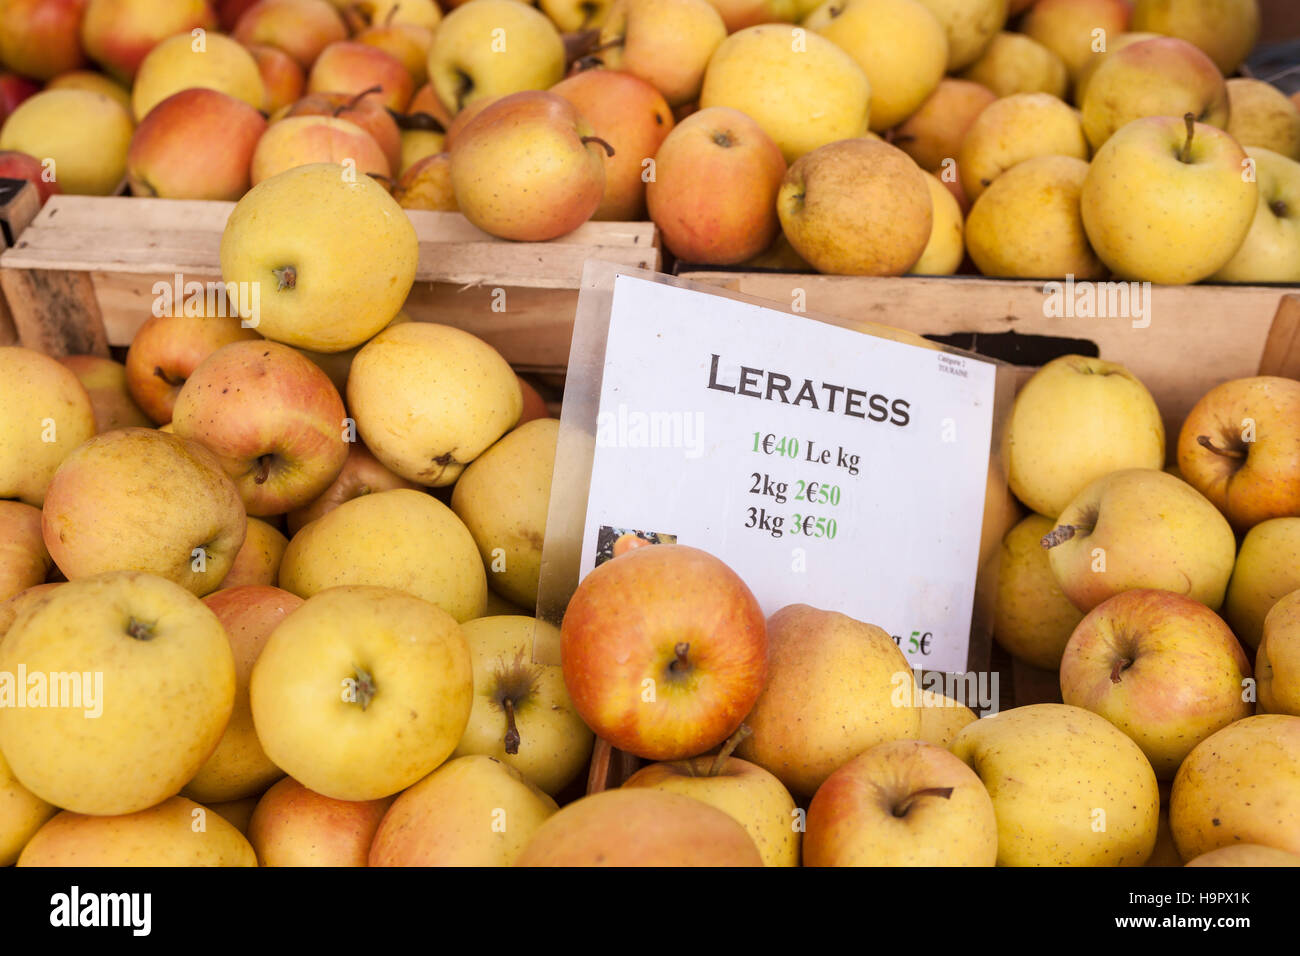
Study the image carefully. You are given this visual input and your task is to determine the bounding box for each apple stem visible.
[337,86,383,116]
[581,135,616,157]
[125,618,154,641]
[708,724,752,777]
[1041,524,1090,549]
[352,665,376,711]
[1178,112,1196,164]
[1110,658,1132,684]
[272,266,296,291]
[1197,435,1246,460]
[254,455,272,485]
[384,4,398,25]
[892,786,954,818]
[153,366,184,388]
[503,697,521,755]
[669,642,690,673]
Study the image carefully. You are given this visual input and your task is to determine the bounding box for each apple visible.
[247,44,304,113]
[207,796,258,835]
[18,797,255,866]
[0,583,62,640]
[1021,0,1132,79]
[1186,845,1300,867]
[959,32,1068,99]
[171,340,347,517]
[279,489,488,622]
[778,137,932,275]
[1081,114,1257,284]
[80,0,217,83]
[285,441,418,535]
[56,354,151,432]
[1226,79,1300,160]
[1223,519,1300,650]
[220,163,419,352]
[45,70,132,111]
[428,0,565,115]
[41,428,247,594]
[1213,147,1300,284]
[449,91,608,241]
[0,150,57,207]
[131,31,266,122]
[124,314,262,425]
[1081,37,1228,151]
[1043,468,1237,614]
[0,89,134,196]
[252,114,392,185]
[308,41,413,112]
[958,92,1088,201]
[892,78,996,174]
[219,0,261,27]
[515,789,763,866]
[232,0,348,70]
[280,89,402,187]
[0,571,236,815]
[994,514,1086,671]
[1072,31,1163,107]
[623,734,800,867]
[392,151,455,210]
[185,585,303,803]
[550,68,674,222]
[1170,714,1300,858]
[398,129,444,174]
[805,739,997,867]
[369,755,557,866]
[912,0,1007,71]
[217,517,289,588]
[735,603,920,797]
[1131,0,1260,76]
[442,93,499,152]
[916,690,978,748]
[250,584,473,801]
[0,0,89,82]
[406,81,453,131]
[0,750,56,867]
[699,24,869,163]
[539,0,616,31]
[0,501,49,604]
[342,0,442,30]
[128,88,267,200]
[562,544,766,761]
[347,323,521,487]
[0,72,39,120]
[356,21,434,87]
[1176,376,1300,533]
[0,347,97,506]
[966,155,1105,279]
[952,703,1160,866]
[645,106,784,265]
[598,0,725,109]
[1259,589,1300,716]
[908,171,964,275]
[247,777,393,866]
[1061,588,1252,778]
[517,377,550,426]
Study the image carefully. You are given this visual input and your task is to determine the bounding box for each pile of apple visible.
[1,0,1297,282]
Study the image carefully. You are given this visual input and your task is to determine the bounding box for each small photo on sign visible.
[594,526,677,567]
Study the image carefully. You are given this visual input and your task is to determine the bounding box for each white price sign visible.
[540,268,1009,675]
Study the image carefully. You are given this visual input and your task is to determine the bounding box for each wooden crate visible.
[0,179,42,347]
[0,195,660,374]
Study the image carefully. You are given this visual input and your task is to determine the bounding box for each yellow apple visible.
[699,23,871,163]
[131,31,266,121]
[951,703,1160,866]
[957,92,1088,201]
[599,0,726,108]
[908,171,964,276]
[80,0,216,83]
[1212,147,1300,284]
[912,0,1007,71]
[217,517,289,590]
[0,501,50,604]
[249,585,473,801]
[45,69,132,111]
[56,354,152,433]
[1259,589,1300,716]
[0,749,55,867]
[916,690,978,748]
[0,571,236,816]
[994,514,1086,670]
[1186,844,1300,866]
[959,32,1068,99]
[1131,0,1260,76]
[1226,78,1300,160]
[0,88,133,195]
[247,776,393,866]
[1223,518,1300,651]
[428,0,564,114]
[279,488,487,623]
[1072,31,1163,107]
[1022,0,1134,79]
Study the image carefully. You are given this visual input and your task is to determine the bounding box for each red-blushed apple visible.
[441,94,498,152]
[282,88,403,176]
[124,313,263,425]
[515,788,763,866]
[647,105,785,264]
[406,81,453,130]
[0,0,88,82]
[356,20,434,88]
[218,0,260,29]
[246,44,304,114]
[0,73,40,121]
[184,585,302,804]
[250,114,392,185]
[308,40,414,112]
[128,88,268,201]
[450,90,610,241]
[805,739,998,867]
[1060,588,1253,778]
[0,501,50,603]
[79,0,218,83]
[57,354,151,432]
[284,440,419,535]
[893,78,997,174]
[247,777,393,866]
[171,340,349,516]
[0,151,60,206]
[1177,376,1300,533]
[233,0,347,70]
[517,375,549,426]
[217,517,289,588]
[560,543,766,761]
[551,67,675,222]
[392,151,455,210]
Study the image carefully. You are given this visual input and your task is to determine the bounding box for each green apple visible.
[1044,468,1237,613]
[994,514,1085,671]
[1212,147,1300,284]
[1081,114,1257,284]
[1223,518,1300,650]
[428,0,564,114]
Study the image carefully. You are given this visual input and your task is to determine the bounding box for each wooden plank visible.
[1012,658,1064,707]
[1258,294,1300,379]
[0,268,108,357]
[0,179,42,347]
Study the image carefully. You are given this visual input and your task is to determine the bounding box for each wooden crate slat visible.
[0,180,43,346]
[0,267,108,357]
